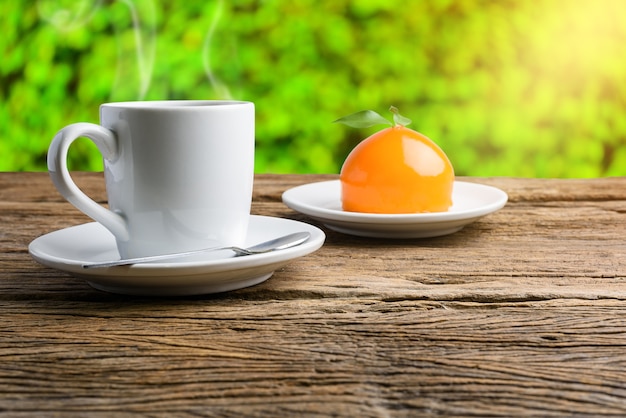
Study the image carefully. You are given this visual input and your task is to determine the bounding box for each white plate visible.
[29,215,325,296]
[282,180,508,238]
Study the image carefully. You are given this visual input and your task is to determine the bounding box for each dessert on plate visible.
[336,107,454,214]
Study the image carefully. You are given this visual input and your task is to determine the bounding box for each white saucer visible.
[282,180,508,238]
[29,215,325,296]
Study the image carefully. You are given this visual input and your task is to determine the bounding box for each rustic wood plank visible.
[1,173,626,416]
[2,298,626,415]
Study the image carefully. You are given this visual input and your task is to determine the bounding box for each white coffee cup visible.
[48,100,255,259]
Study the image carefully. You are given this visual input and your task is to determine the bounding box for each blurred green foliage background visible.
[2,0,626,177]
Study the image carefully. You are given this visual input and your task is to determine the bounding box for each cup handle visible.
[48,122,129,242]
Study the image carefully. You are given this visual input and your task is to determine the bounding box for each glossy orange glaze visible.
[340,126,454,214]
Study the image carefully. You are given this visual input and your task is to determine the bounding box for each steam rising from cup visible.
[37,0,232,100]
[37,0,102,32]
[202,0,233,100]
[113,0,156,101]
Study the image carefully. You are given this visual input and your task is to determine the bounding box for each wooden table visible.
[2,172,626,416]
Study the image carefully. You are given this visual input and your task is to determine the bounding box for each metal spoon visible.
[82,231,311,269]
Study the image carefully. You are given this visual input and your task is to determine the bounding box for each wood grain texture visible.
[1,173,626,416]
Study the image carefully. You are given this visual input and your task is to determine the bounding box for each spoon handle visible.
[82,245,229,269]
[81,231,311,269]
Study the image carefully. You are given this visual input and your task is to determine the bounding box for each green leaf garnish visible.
[333,110,392,128]
[390,106,412,127]
[334,106,412,128]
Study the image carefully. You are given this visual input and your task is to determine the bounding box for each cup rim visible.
[101,100,252,110]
